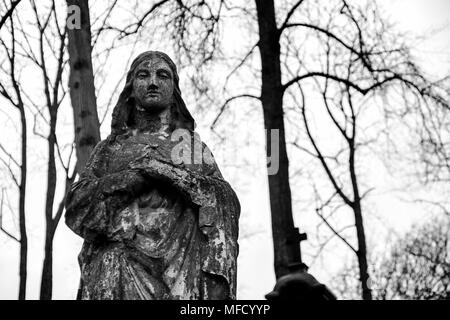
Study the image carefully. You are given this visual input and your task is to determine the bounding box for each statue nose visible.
[148,82,158,90]
[148,74,159,89]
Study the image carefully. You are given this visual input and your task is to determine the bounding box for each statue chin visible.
[137,102,168,113]
[137,99,172,114]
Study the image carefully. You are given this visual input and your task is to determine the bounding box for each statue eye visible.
[136,71,148,78]
[157,70,171,79]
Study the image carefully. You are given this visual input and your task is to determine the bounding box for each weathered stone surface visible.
[65,51,240,300]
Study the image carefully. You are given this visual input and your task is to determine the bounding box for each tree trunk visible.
[255,0,300,279]
[66,0,101,172]
[39,234,54,300]
[354,202,372,300]
[349,140,372,300]
[18,106,27,300]
[40,113,57,300]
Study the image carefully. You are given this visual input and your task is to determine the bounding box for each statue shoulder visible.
[80,138,114,178]
[199,141,224,179]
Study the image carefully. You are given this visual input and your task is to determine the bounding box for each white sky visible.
[0,0,449,300]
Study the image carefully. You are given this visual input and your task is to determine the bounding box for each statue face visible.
[132,57,174,113]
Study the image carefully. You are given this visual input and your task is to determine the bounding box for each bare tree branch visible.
[211,93,260,129]
[0,188,20,242]
[283,71,400,95]
[278,0,305,31]
[0,0,21,30]
[0,143,20,168]
[315,207,357,254]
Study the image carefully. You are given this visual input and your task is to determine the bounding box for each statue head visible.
[132,54,175,113]
[111,51,196,136]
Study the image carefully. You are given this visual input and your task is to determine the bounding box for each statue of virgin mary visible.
[65,51,240,300]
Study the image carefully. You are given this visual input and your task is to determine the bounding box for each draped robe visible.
[65,130,240,299]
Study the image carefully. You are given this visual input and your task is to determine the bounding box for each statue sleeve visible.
[65,140,111,240]
[65,139,146,241]
[197,143,240,299]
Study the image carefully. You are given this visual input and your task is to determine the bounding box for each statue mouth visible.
[146,91,160,96]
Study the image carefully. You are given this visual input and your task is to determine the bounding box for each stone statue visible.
[65,51,240,300]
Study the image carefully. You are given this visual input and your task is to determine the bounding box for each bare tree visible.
[1,0,78,299]
[0,10,28,299]
[24,0,76,300]
[279,0,448,299]
[332,216,450,300]
[376,217,450,300]
[253,0,301,279]
[292,81,374,299]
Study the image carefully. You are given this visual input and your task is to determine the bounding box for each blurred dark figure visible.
[266,263,337,301]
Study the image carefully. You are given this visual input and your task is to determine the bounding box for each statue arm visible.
[128,157,215,206]
[127,141,239,213]
[65,139,148,240]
